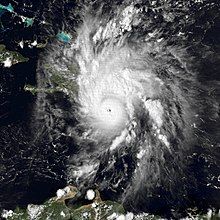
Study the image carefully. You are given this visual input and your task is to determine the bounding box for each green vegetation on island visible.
[2,186,125,220]
[1,186,220,220]
[0,44,29,67]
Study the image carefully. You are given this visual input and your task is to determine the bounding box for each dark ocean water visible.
[0,0,220,218]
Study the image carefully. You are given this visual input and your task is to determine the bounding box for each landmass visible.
[1,186,220,220]
[0,44,29,67]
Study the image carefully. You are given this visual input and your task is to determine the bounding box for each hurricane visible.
[33,0,220,218]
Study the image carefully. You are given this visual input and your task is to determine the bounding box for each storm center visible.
[97,98,126,129]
